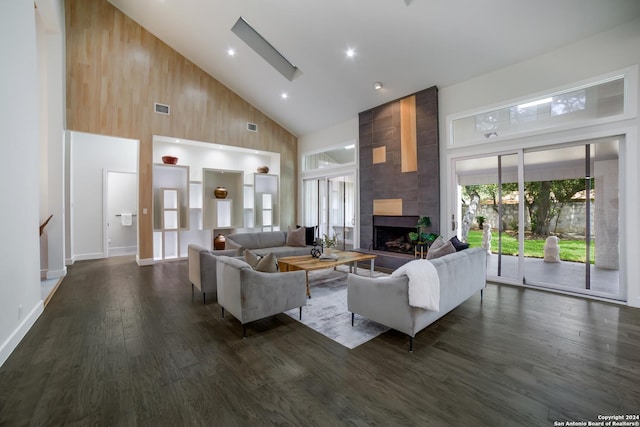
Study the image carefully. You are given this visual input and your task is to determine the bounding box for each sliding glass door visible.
[302,174,356,250]
[454,138,621,300]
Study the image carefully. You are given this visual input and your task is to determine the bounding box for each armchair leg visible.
[351,312,354,326]
[299,307,302,320]
[203,292,206,304]
[221,307,225,318]
[480,289,484,302]
[191,283,194,297]
[243,325,247,339]
[409,336,414,353]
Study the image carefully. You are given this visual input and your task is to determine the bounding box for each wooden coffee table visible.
[278,250,377,298]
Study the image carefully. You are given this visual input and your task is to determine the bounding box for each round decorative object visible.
[162,156,178,165]
[214,233,226,250]
[310,247,321,258]
[257,165,269,174]
[213,186,228,199]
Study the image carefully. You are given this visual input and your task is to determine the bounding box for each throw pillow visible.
[426,241,456,260]
[449,235,470,251]
[286,226,307,247]
[429,236,446,251]
[244,250,278,272]
[255,252,278,272]
[245,249,261,268]
[297,224,318,246]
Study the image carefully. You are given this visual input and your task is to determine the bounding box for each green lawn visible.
[466,230,595,263]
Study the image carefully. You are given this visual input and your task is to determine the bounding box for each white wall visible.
[0,2,44,367]
[153,138,280,181]
[298,118,358,155]
[36,0,66,280]
[70,132,138,261]
[439,17,640,307]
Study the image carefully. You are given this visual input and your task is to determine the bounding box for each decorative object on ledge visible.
[214,233,226,250]
[257,165,269,174]
[161,155,178,165]
[214,186,228,199]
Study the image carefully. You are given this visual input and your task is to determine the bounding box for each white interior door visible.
[107,171,137,257]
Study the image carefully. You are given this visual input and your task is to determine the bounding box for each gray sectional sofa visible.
[224,230,313,258]
[188,230,313,304]
[347,247,487,351]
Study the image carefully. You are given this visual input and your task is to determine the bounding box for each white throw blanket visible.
[391,259,440,311]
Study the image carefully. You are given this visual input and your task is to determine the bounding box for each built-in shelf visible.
[245,173,279,231]
[152,163,189,231]
[203,168,244,229]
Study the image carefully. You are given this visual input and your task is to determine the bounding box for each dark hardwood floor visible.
[1,256,639,426]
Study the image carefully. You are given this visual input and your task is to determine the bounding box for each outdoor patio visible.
[486,253,621,299]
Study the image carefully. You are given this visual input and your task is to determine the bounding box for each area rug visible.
[284,266,390,349]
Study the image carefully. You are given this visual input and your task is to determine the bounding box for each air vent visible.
[154,103,170,115]
[247,122,258,132]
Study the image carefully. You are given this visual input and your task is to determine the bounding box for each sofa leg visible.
[480,289,484,302]
[299,306,302,320]
[409,336,414,353]
[221,307,225,318]
[243,325,247,339]
[351,312,355,326]
[203,292,206,304]
[191,283,194,297]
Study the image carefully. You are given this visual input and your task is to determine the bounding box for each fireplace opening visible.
[372,215,418,254]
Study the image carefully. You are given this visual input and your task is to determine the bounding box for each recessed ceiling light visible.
[346,48,355,58]
[227,48,236,56]
[373,81,383,90]
[344,144,355,150]
[281,92,288,99]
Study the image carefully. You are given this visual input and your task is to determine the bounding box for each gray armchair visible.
[216,256,307,337]
[188,244,238,304]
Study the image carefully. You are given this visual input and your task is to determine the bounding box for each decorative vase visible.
[214,233,226,250]
[214,186,228,199]
[161,156,178,165]
[257,165,269,174]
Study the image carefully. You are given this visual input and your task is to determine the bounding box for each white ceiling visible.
[107,0,640,137]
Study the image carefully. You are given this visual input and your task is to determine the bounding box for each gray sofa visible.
[224,230,313,258]
[347,247,487,351]
[188,244,238,304]
[216,256,307,337]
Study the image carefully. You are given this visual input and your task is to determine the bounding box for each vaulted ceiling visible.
[107,0,640,137]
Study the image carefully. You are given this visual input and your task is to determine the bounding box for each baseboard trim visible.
[0,301,44,368]
[43,277,65,307]
[46,267,67,280]
[109,246,137,257]
[136,256,154,266]
[72,253,106,262]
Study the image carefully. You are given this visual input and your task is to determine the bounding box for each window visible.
[452,75,627,146]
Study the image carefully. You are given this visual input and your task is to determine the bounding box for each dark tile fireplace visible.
[373,215,418,255]
[356,86,439,270]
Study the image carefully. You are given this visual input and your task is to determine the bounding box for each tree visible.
[460,186,480,242]
[524,181,553,236]
[463,178,589,238]
[551,178,592,233]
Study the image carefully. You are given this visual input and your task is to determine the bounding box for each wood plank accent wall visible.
[359,86,439,251]
[400,95,417,173]
[65,0,298,260]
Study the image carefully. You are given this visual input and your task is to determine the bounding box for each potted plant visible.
[410,216,432,254]
[321,233,339,253]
